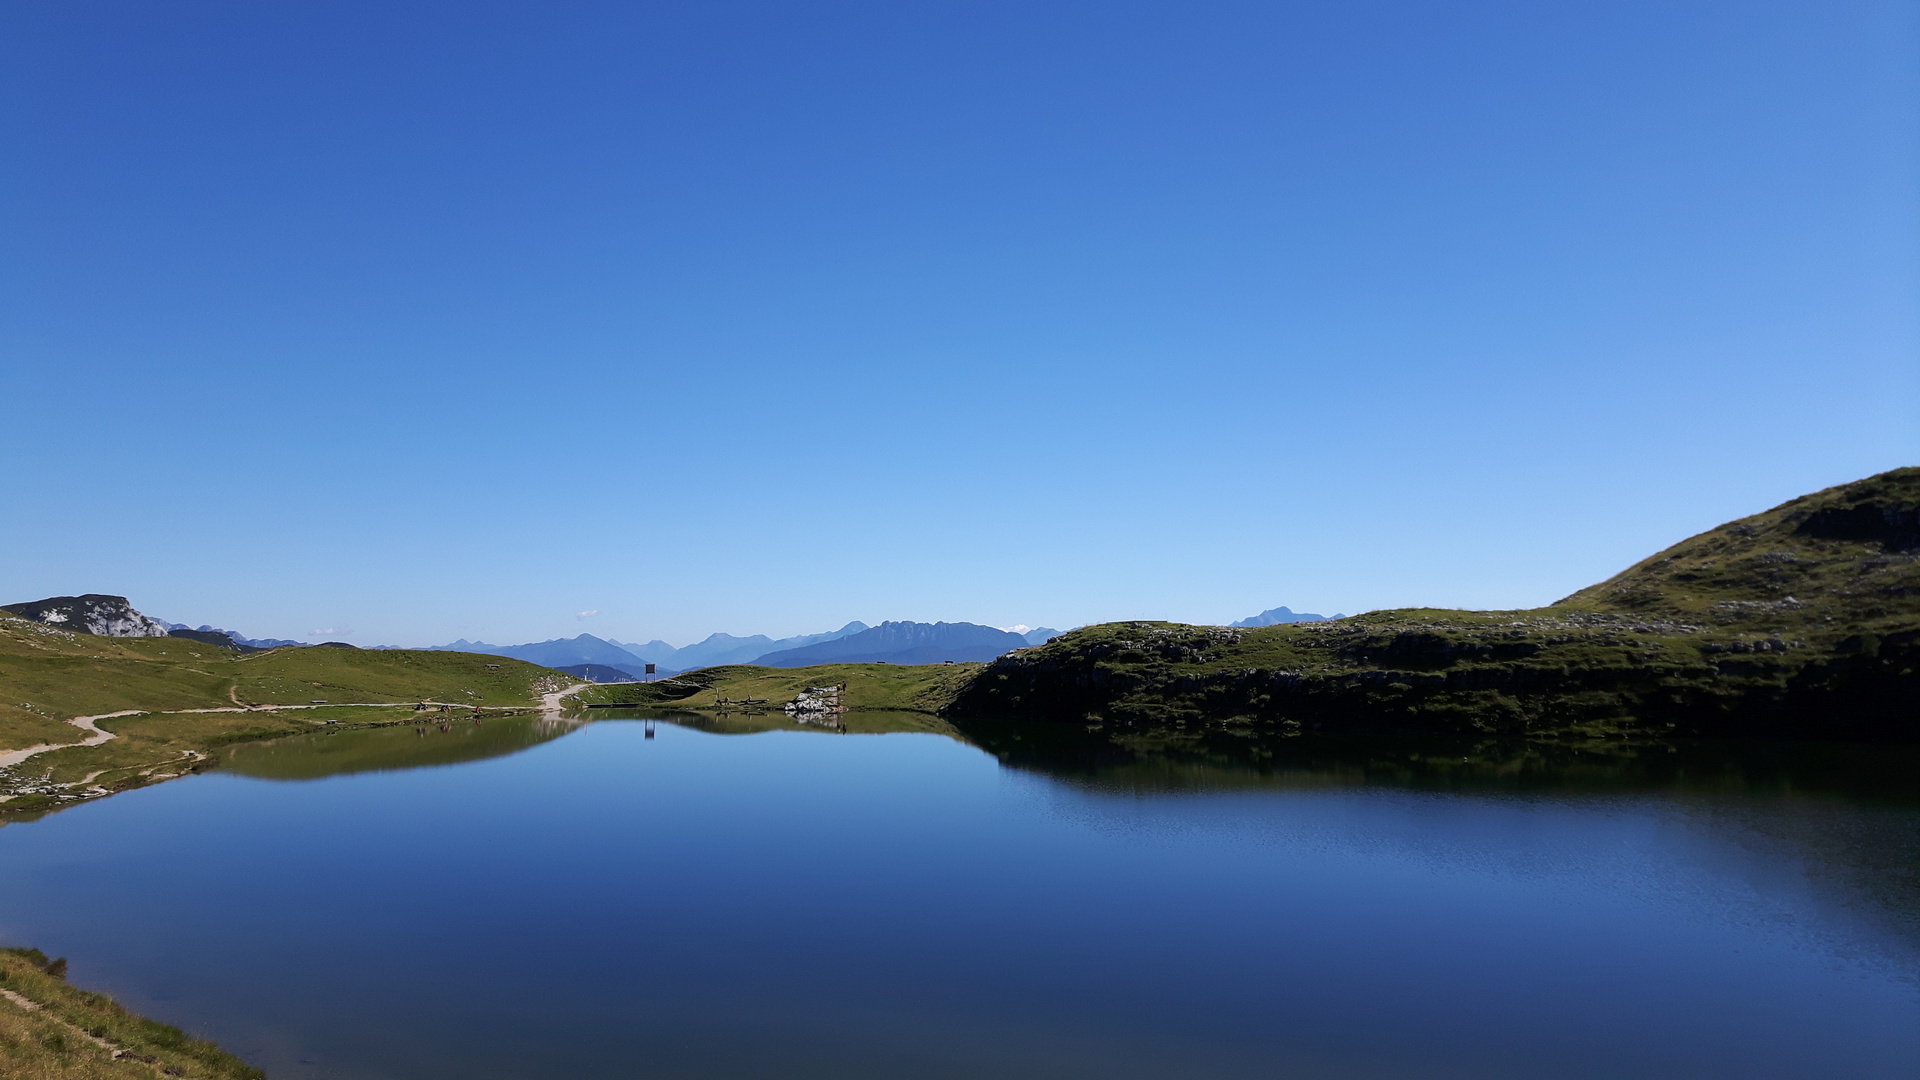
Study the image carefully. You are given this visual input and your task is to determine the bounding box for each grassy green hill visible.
[0,618,572,813]
[1555,465,1916,632]
[949,468,1919,741]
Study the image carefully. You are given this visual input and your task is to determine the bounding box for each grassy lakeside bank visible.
[0,618,572,814]
[603,707,963,738]
[572,661,981,715]
[951,468,1920,740]
[0,948,261,1079]
[0,705,566,817]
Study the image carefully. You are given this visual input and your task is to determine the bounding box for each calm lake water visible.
[1,713,1916,1079]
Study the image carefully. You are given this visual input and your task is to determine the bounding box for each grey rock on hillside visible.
[2,594,171,637]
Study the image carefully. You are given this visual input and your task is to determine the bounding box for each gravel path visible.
[0,710,137,770]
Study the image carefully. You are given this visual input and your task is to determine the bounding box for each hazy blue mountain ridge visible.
[423,634,654,672]
[1230,606,1343,627]
[755,621,1031,667]
[419,621,875,673]
[655,633,776,670]
[651,621,870,670]
[608,639,678,663]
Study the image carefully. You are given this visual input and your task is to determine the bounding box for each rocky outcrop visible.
[1,595,170,638]
[783,686,844,725]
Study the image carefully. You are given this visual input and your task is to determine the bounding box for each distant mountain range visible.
[756,621,1031,666]
[1,597,1059,673]
[1230,606,1343,627]
[422,622,874,674]
[427,620,1041,672]
[620,622,871,670]
[424,634,655,672]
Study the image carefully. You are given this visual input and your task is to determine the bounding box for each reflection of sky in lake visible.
[1,719,1914,1079]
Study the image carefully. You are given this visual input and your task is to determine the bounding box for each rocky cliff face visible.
[1,594,171,638]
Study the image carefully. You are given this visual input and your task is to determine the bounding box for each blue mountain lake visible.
[1,712,1915,1078]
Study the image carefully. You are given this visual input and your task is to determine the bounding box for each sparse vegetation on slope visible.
[950,468,1919,741]
[0,948,262,1079]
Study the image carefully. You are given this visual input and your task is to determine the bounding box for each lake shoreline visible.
[0,703,543,818]
[0,947,263,1079]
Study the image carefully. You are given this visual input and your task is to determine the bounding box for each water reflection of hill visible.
[948,718,1920,804]
[219,708,956,781]
[219,714,586,780]
[950,718,1920,964]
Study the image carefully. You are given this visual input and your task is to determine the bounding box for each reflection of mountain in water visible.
[949,717,1920,965]
[219,714,587,781]
[948,718,1920,803]
[209,708,1918,967]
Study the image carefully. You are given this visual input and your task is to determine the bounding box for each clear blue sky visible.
[3,1,1915,648]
